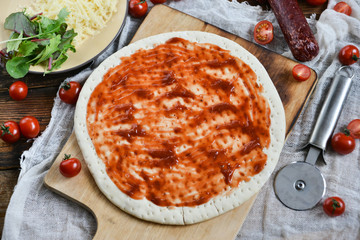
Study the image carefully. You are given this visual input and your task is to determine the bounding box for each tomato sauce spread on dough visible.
[86,37,271,207]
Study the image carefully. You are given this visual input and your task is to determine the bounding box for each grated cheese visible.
[26,0,119,47]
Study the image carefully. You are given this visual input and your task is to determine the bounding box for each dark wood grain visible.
[0,65,89,170]
[0,1,327,238]
[0,85,59,168]
[0,169,20,235]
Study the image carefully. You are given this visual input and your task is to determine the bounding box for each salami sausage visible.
[267,0,319,62]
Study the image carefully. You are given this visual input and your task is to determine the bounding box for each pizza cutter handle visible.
[308,66,354,151]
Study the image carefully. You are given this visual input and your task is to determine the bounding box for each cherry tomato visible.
[338,45,359,65]
[323,196,345,217]
[59,81,81,105]
[9,81,28,101]
[347,119,360,139]
[306,0,327,6]
[150,0,166,3]
[19,116,40,139]
[129,0,148,18]
[331,131,355,155]
[292,64,311,82]
[59,154,81,177]
[334,2,352,16]
[1,121,20,143]
[254,20,273,45]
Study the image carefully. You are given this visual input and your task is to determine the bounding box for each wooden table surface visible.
[0,0,327,237]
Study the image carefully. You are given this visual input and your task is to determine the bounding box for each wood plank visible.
[0,86,60,169]
[0,169,20,239]
[0,65,89,91]
[44,4,317,240]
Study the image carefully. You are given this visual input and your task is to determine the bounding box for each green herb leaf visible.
[34,39,51,46]
[48,52,68,72]
[6,56,32,79]
[59,29,77,51]
[57,8,70,22]
[33,35,61,65]
[39,16,56,30]
[6,31,23,52]
[4,12,37,36]
[18,40,38,56]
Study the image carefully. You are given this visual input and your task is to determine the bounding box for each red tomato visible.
[59,81,81,105]
[9,81,28,101]
[334,2,352,16]
[347,119,360,139]
[338,45,359,65]
[254,20,273,45]
[150,0,166,3]
[59,154,81,177]
[323,196,345,217]
[129,0,148,18]
[1,121,20,143]
[292,64,311,82]
[331,131,355,155]
[306,0,327,6]
[19,116,40,139]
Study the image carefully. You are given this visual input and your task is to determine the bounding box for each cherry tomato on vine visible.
[334,2,352,16]
[306,0,327,6]
[338,45,359,65]
[292,64,311,82]
[331,130,355,155]
[150,0,166,3]
[9,81,28,101]
[129,0,148,18]
[59,81,81,105]
[254,20,274,45]
[347,119,360,139]
[323,196,345,217]
[59,154,81,177]
[1,121,20,143]
[19,116,40,139]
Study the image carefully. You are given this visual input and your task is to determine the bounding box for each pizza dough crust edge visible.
[74,31,286,225]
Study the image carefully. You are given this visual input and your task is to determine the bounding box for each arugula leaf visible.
[33,35,61,65]
[57,8,69,22]
[6,31,23,52]
[4,12,37,36]
[18,41,38,56]
[47,52,68,73]
[39,16,55,30]
[58,29,77,50]
[58,23,68,36]
[6,56,32,79]
[39,9,68,34]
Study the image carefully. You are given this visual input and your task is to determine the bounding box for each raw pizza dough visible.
[74,31,285,225]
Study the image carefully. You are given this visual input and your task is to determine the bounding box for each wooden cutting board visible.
[44,5,317,240]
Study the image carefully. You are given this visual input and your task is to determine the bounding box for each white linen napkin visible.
[2,0,360,239]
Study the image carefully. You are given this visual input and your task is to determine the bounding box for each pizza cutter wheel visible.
[274,66,354,210]
[274,161,326,210]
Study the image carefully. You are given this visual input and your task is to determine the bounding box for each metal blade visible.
[304,146,321,165]
[274,162,326,210]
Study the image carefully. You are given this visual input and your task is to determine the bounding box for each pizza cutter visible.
[274,66,355,210]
